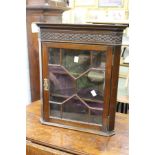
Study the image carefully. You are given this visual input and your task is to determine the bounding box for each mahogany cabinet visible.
[26,0,69,101]
[37,23,128,136]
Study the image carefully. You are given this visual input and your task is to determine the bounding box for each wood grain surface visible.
[26,3,69,102]
[27,100,128,155]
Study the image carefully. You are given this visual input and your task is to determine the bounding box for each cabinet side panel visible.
[102,46,113,132]
[109,46,121,131]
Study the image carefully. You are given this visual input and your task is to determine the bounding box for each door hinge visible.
[44,78,49,91]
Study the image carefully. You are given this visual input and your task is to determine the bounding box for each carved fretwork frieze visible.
[40,30,123,45]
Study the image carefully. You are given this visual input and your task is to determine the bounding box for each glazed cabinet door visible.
[41,42,113,134]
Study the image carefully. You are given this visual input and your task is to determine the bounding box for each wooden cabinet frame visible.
[37,23,128,136]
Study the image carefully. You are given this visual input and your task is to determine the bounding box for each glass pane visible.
[89,109,103,124]
[48,48,106,125]
[77,70,105,102]
[49,48,60,64]
[48,65,76,102]
[62,96,90,122]
[91,51,106,68]
[50,103,61,118]
[62,49,91,78]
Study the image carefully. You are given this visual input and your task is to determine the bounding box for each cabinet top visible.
[36,23,129,32]
[37,23,129,45]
